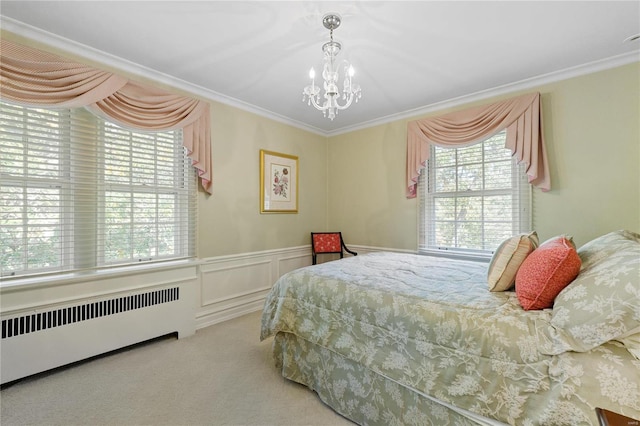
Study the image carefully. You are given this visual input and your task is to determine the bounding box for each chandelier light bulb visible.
[302,13,362,121]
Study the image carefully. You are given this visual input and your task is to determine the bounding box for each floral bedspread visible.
[261,252,640,425]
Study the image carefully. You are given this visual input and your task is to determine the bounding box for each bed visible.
[260,230,640,425]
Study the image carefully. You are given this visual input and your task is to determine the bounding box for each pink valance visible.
[0,39,212,193]
[406,92,550,198]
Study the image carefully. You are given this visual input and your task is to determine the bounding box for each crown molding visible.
[327,50,640,137]
[0,16,328,137]
[3,15,638,139]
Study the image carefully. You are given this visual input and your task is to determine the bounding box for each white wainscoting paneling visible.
[194,244,413,330]
[196,246,312,329]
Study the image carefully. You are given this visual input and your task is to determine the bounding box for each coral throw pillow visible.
[515,236,581,310]
[487,231,539,292]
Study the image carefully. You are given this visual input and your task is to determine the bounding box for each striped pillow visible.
[487,232,539,292]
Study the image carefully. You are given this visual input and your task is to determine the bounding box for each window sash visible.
[0,101,196,279]
[418,132,531,258]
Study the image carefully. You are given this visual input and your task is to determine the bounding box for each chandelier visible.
[302,13,362,120]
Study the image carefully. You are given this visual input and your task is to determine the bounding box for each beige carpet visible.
[0,310,353,426]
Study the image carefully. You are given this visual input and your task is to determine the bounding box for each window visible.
[0,101,196,279]
[418,131,531,259]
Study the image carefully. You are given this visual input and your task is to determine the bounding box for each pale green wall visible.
[327,121,416,249]
[328,63,640,249]
[534,64,640,245]
[197,104,328,257]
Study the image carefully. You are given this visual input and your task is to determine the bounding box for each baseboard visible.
[196,298,265,330]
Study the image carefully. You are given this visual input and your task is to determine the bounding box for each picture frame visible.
[260,150,298,213]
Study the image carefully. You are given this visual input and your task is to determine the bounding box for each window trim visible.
[418,132,532,261]
[0,101,197,281]
[0,258,201,291]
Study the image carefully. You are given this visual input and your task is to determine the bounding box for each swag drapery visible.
[0,39,212,193]
[406,92,550,198]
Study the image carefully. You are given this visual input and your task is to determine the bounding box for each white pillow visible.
[487,231,538,292]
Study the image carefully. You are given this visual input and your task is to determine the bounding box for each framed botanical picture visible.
[260,150,298,213]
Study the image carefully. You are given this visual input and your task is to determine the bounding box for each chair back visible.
[310,232,357,264]
[312,233,342,254]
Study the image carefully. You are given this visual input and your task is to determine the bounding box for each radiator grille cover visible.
[2,287,179,339]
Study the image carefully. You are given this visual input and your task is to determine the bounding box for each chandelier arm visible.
[334,95,354,111]
[308,94,330,112]
[334,96,353,111]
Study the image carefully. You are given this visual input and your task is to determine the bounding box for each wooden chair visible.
[311,232,357,265]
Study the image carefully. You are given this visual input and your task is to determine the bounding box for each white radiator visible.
[1,283,195,384]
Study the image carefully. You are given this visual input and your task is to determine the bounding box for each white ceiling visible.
[1,1,639,135]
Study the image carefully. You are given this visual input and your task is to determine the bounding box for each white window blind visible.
[418,131,531,259]
[0,101,196,279]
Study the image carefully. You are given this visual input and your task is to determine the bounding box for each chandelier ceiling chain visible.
[302,13,362,121]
